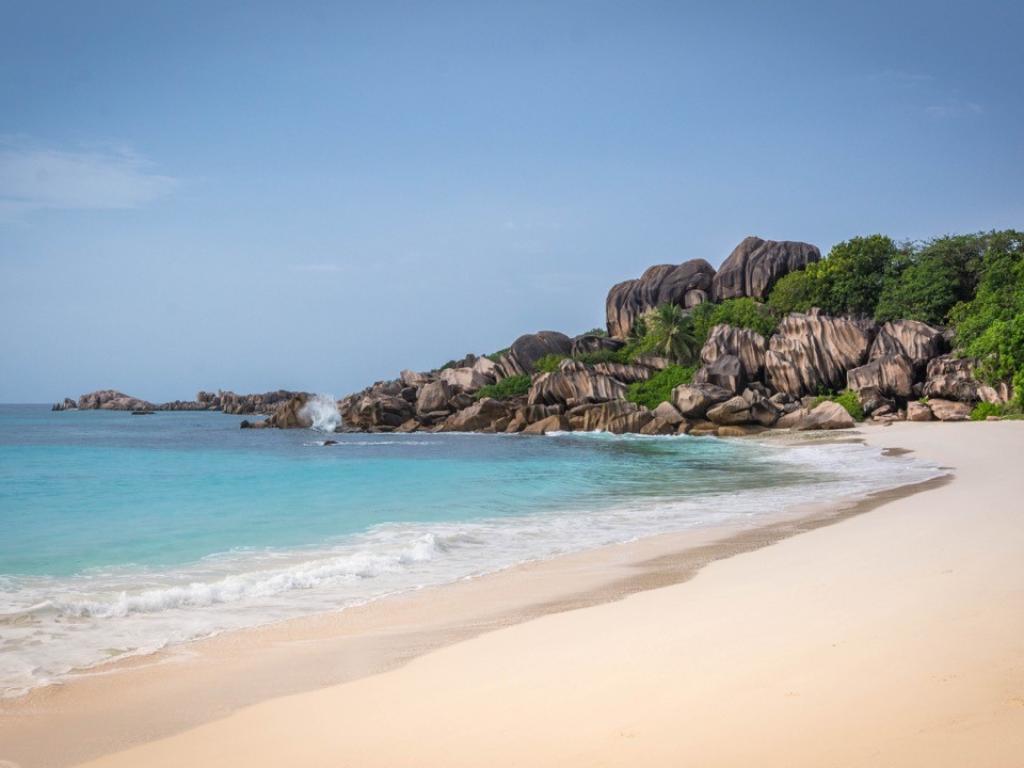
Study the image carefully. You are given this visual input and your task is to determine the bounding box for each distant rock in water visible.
[77,390,157,412]
[605,259,716,338]
[711,236,820,302]
[52,397,78,411]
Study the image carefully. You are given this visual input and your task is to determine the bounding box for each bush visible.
[575,349,624,365]
[475,374,531,400]
[813,389,865,422]
[690,298,777,342]
[625,365,696,409]
[970,401,1024,420]
[767,268,820,315]
[485,348,509,363]
[579,327,607,337]
[533,353,568,373]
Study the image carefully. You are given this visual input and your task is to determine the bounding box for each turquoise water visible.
[0,405,936,696]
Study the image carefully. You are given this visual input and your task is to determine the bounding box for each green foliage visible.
[475,374,531,401]
[485,348,509,363]
[691,298,777,342]
[645,304,701,364]
[812,389,865,422]
[947,231,1024,405]
[575,348,625,366]
[533,353,568,373]
[970,401,1024,421]
[580,327,608,337]
[439,360,458,371]
[767,268,819,315]
[625,365,696,409]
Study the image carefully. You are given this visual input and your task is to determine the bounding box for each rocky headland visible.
[55,233,1019,436]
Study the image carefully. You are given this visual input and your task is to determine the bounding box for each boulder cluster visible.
[54,235,1010,435]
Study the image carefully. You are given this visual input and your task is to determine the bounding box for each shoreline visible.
[1,428,951,768]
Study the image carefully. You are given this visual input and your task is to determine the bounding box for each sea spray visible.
[300,394,342,432]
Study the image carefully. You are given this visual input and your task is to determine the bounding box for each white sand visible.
[60,421,1024,768]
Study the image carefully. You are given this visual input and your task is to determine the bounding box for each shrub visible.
[970,401,1003,421]
[691,297,777,342]
[625,365,696,409]
[533,353,568,373]
[767,268,820,315]
[475,374,531,400]
[813,389,865,422]
[575,349,624,365]
[485,348,509,363]
[579,327,607,337]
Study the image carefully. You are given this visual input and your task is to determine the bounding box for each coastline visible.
[0,424,987,767]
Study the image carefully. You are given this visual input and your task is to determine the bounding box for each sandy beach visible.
[3,421,1023,767]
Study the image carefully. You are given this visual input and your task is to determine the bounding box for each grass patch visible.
[533,353,568,373]
[625,365,696,409]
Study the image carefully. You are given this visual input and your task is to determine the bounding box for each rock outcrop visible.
[528,360,629,407]
[847,354,915,399]
[869,320,945,374]
[605,259,716,338]
[765,310,874,397]
[76,390,157,411]
[672,383,732,418]
[790,401,855,431]
[497,332,573,376]
[711,236,821,301]
[699,324,767,382]
[571,334,625,357]
[926,398,972,421]
[52,397,78,411]
[922,355,1005,403]
[441,398,511,432]
[693,354,746,394]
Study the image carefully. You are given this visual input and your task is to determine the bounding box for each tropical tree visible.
[646,304,700,364]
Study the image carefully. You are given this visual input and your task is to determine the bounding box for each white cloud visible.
[925,99,984,118]
[0,138,177,214]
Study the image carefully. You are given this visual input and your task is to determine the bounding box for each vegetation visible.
[812,389,865,422]
[533,353,568,373]
[970,401,1024,420]
[691,297,777,341]
[579,327,608,337]
[625,365,696,409]
[645,304,701,364]
[575,348,627,366]
[485,348,509,363]
[474,374,530,401]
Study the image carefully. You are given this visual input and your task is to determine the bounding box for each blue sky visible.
[2,0,1022,402]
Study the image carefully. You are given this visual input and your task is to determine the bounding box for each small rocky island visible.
[55,233,1020,435]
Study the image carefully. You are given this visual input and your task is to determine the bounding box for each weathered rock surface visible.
[400,369,432,388]
[52,397,78,411]
[869,320,945,374]
[765,310,874,397]
[416,380,452,415]
[706,396,752,426]
[906,401,933,422]
[672,383,732,418]
[605,259,716,338]
[440,366,493,391]
[590,362,651,384]
[521,414,569,435]
[693,354,746,394]
[528,361,629,407]
[265,394,315,429]
[566,400,646,432]
[76,390,156,411]
[652,401,684,425]
[711,236,821,301]
[441,398,510,431]
[927,398,972,421]
[790,400,855,430]
[497,331,573,376]
[847,354,915,399]
[571,334,625,358]
[699,324,767,382]
[922,355,1004,403]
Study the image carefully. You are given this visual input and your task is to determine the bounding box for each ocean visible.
[0,404,938,697]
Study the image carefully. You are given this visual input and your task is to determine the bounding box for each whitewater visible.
[0,405,940,697]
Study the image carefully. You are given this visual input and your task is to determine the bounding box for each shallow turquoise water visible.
[0,404,936,695]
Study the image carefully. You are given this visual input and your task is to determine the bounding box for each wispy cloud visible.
[925,98,984,118]
[0,137,177,215]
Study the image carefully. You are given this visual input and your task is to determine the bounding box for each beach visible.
[0,420,1019,767]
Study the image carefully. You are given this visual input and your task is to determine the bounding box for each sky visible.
[1,0,1022,403]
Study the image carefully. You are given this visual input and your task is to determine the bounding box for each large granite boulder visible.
[528,360,629,407]
[521,414,570,435]
[590,362,652,384]
[605,259,716,338]
[711,236,821,301]
[399,369,432,388]
[906,401,933,422]
[790,401,855,431]
[672,383,732,418]
[869,320,945,374]
[922,355,1005,403]
[765,310,874,397]
[219,390,302,415]
[706,396,752,426]
[927,398,972,421]
[441,398,510,432]
[416,380,452,415]
[699,324,767,382]
[439,366,493,392]
[497,331,573,376]
[266,394,316,429]
[76,390,157,411]
[847,354,915,399]
[693,354,746,394]
[566,400,649,432]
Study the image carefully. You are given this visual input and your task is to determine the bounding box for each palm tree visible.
[647,303,699,364]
